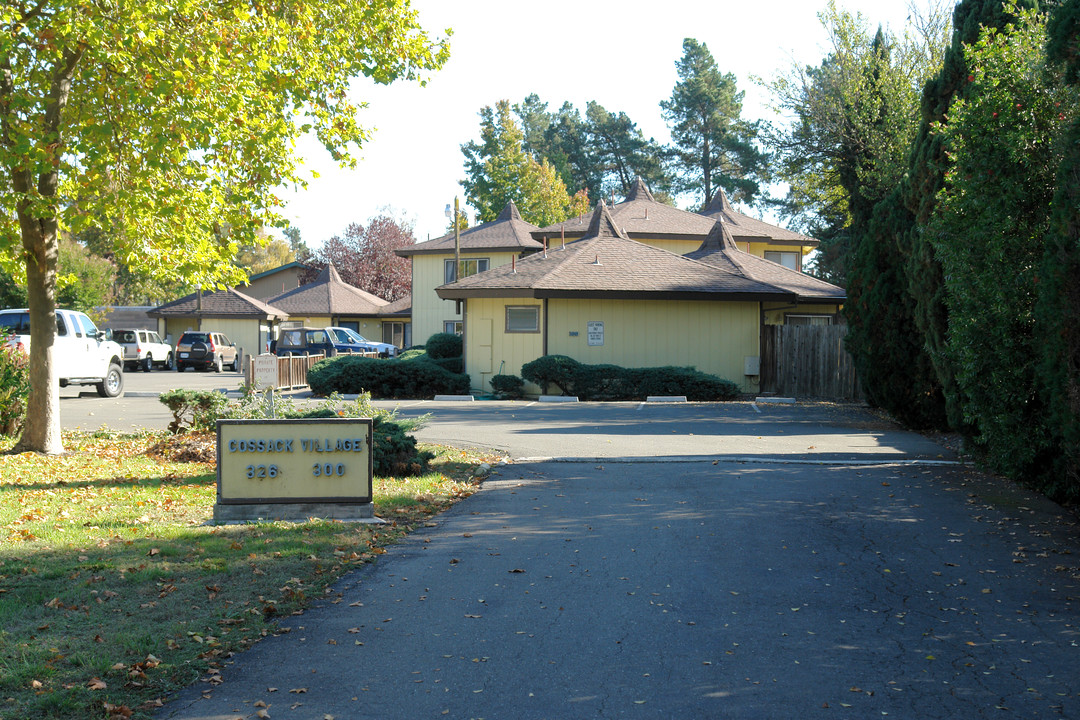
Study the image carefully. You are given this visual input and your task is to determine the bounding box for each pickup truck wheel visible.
[142,355,153,372]
[96,363,124,398]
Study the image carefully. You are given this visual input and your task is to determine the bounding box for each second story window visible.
[445,257,489,283]
[764,251,801,272]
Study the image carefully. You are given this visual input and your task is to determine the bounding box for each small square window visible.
[506,306,540,333]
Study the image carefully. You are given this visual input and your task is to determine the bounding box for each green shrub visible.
[425,332,462,359]
[521,355,740,401]
[427,356,464,374]
[520,355,582,395]
[307,355,470,399]
[0,331,30,436]
[489,374,524,399]
[159,389,230,434]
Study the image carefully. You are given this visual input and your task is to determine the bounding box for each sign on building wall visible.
[587,321,604,346]
[214,418,374,522]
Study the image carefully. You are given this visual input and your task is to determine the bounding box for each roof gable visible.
[686,221,845,302]
[397,201,541,256]
[265,263,390,316]
[699,187,817,245]
[149,286,286,318]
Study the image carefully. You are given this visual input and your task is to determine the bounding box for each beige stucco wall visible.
[463,297,761,396]
[411,251,521,346]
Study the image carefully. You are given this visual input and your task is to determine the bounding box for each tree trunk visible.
[12,222,63,455]
[5,47,82,455]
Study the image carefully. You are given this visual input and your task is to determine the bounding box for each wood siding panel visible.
[411,251,520,345]
[545,299,760,392]
[464,298,542,393]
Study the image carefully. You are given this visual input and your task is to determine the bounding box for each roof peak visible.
[624,177,655,203]
[496,201,523,222]
[701,186,734,214]
[586,200,631,240]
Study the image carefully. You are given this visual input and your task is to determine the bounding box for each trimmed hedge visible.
[425,332,462,359]
[307,355,470,399]
[490,373,524,399]
[521,355,741,401]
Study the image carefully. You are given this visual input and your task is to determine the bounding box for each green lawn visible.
[0,430,497,720]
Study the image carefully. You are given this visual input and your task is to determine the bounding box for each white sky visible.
[277,0,923,247]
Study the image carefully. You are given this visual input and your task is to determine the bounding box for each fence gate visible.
[760,325,864,401]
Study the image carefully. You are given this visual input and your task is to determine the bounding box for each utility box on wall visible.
[744,355,761,377]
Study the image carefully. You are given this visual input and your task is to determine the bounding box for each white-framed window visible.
[785,314,833,326]
[764,251,801,272]
[445,257,489,283]
[506,306,540,333]
[443,320,463,335]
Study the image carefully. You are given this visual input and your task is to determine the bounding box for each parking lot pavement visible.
[60,367,247,432]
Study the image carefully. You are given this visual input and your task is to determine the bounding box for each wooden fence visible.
[246,351,380,390]
[760,325,864,402]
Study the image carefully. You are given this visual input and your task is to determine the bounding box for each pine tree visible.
[661,39,768,207]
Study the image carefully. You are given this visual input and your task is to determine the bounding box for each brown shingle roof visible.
[532,178,716,242]
[396,201,542,257]
[380,294,411,317]
[437,202,796,302]
[699,187,818,247]
[685,221,845,302]
[265,264,389,316]
[149,287,286,319]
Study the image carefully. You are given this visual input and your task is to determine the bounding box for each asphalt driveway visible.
[148,397,1080,720]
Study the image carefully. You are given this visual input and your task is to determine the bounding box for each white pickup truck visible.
[0,308,125,397]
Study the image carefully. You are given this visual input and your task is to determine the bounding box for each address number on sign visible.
[246,464,279,479]
[313,463,346,477]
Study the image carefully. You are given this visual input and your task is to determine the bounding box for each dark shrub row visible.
[307,355,470,399]
[520,355,741,401]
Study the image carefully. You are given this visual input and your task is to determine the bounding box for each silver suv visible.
[175,331,238,372]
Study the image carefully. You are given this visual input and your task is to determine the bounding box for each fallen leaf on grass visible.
[103,702,132,719]
[87,677,107,690]
[289,688,307,694]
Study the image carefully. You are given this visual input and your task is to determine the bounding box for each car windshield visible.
[181,333,210,343]
[114,330,137,343]
[340,328,370,344]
